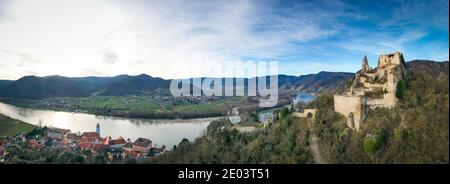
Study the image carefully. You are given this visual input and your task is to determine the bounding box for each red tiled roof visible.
[110,137,127,145]
[103,136,111,145]
[79,132,103,144]
[81,132,98,138]
[123,149,144,158]
[133,138,152,148]
[28,139,45,149]
[78,143,109,151]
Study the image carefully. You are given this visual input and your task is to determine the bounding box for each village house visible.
[46,128,70,140]
[78,141,109,151]
[121,142,143,158]
[12,134,27,144]
[46,138,70,150]
[148,145,166,157]
[28,139,45,149]
[78,132,106,151]
[80,132,102,144]
[132,137,153,153]
[109,136,127,150]
[64,133,79,144]
[123,142,133,149]
[103,136,111,146]
[122,149,144,159]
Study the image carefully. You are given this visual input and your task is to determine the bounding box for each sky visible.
[0,0,448,80]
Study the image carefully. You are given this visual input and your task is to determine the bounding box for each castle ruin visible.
[334,51,407,130]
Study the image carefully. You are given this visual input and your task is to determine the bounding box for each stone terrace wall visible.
[333,95,364,130]
[294,109,317,120]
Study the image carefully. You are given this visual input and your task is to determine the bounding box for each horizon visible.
[1,70,354,81]
[0,0,448,80]
[1,58,447,81]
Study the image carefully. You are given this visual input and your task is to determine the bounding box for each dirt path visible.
[307,118,326,164]
[296,113,326,164]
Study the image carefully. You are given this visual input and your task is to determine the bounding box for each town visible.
[0,122,166,163]
[0,96,313,163]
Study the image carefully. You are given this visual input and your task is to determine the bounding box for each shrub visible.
[396,80,406,99]
[364,130,386,155]
[346,79,354,89]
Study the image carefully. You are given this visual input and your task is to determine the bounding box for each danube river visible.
[0,102,220,148]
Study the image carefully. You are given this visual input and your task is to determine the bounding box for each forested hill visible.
[0,72,353,99]
[0,60,446,99]
[148,60,449,164]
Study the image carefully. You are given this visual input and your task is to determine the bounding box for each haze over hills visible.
[0,71,353,99]
[0,60,447,99]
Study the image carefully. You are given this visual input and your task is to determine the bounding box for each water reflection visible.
[293,92,315,105]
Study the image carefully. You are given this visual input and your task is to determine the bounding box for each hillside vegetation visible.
[150,61,449,164]
[314,63,449,164]
[149,111,314,164]
[0,113,36,137]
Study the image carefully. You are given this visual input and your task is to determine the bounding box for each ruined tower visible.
[334,51,407,131]
[362,55,369,71]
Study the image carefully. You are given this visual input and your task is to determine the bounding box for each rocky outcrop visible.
[334,52,407,130]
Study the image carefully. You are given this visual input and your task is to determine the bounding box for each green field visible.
[0,114,35,137]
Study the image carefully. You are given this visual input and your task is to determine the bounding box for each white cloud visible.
[1,0,444,80]
[0,0,351,79]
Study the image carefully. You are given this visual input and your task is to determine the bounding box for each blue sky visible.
[257,0,449,75]
[0,0,448,79]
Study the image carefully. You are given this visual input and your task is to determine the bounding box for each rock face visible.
[334,52,407,130]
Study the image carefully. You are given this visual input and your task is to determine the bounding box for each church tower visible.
[96,123,100,137]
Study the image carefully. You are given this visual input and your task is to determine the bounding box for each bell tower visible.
[96,123,100,137]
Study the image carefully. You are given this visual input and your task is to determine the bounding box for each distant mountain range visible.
[0,74,171,99]
[406,60,449,77]
[0,60,447,99]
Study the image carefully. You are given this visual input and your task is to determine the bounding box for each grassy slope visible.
[0,113,35,136]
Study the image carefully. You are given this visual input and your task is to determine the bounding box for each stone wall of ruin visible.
[333,95,364,130]
[334,51,406,131]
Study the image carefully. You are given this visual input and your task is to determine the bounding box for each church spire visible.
[96,123,100,137]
